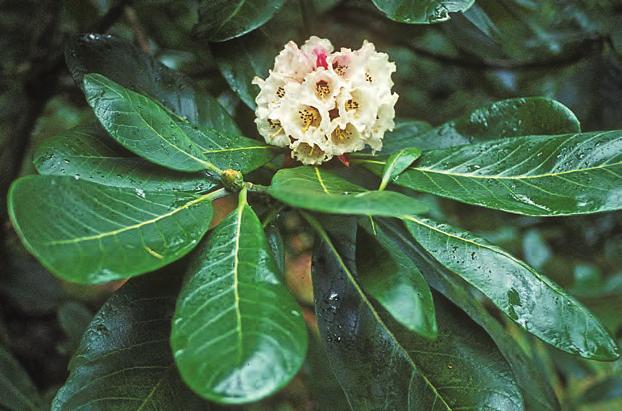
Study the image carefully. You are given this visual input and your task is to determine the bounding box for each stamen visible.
[331,126,353,144]
[365,73,373,83]
[298,107,321,131]
[315,80,331,99]
[346,99,359,111]
[276,86,285,98]
[297,142,324,158]
[333,62,348,76]
[269,127,283,138]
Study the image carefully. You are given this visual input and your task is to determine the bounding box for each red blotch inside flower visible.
[314,49,328,69]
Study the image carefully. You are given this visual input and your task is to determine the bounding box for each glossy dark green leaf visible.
[65,33,239,134]
[380,119,432,154]
[194,0,286,41]
[403,215,619,360]
[397,98,581,151]
[365,218,560,411]
[365,131,622,216]
[8,176,215,284]
[171,190,307,404]
[372,0,475,24]
[357,227,437,338]
[84,73,276,173]
[52,273,207,410]
[304,336,351,411]
[402,295,523,409]
[309,216,522,410]
[379,147,422,190]
[0,345,41,411]
[210,27,277,109]
[34,124,217,192]
[267,166,428,217]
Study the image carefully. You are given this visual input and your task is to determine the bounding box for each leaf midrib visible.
[42,192,212,246]
[362,159,622,181]
[232,198,245,365]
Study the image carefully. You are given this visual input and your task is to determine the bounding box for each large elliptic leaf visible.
[84,73,276,174]
[267,166,428,217]
[357,227,437,338]
[388,97,581,151]
[366,218,560,410]
[365,131,622,216]
[194,0,287,41]
[309,216,522,410]
[65,33,239,134]
[0,345,41,411]
[372,0,475,24]
[34,124,217,192]
[403,215,619,360]
[8,176,215,283]
[52,273,207,411]
[171,189,307,404]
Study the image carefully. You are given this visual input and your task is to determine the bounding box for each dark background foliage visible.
[1,0,621,410]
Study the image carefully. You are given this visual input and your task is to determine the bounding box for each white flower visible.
[253,36,398,165]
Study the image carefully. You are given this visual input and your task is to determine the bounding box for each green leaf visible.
[463,4,499,38]
[0,345,41,411]
[403,215,619,360]
[65,33,239,134]
[267,166,428,217]
[84,73,276,174]
[309,215,522,410]
[194,0,286,41]
[8,176,215,284]
[51,273,208,411]
[379,147,422,190]
[357,226,437,338]
[171,189,307,404]
[365,131,622,216]
[372,0,475,24]
[380,119,432,154]
[210,27,277,109]
[397,97,581,151]
[365,218,561,411]
[34,124,217,192]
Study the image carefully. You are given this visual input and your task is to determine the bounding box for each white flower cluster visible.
[252,36,398,165]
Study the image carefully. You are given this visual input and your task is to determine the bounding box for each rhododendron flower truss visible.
[253,36,398,165]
